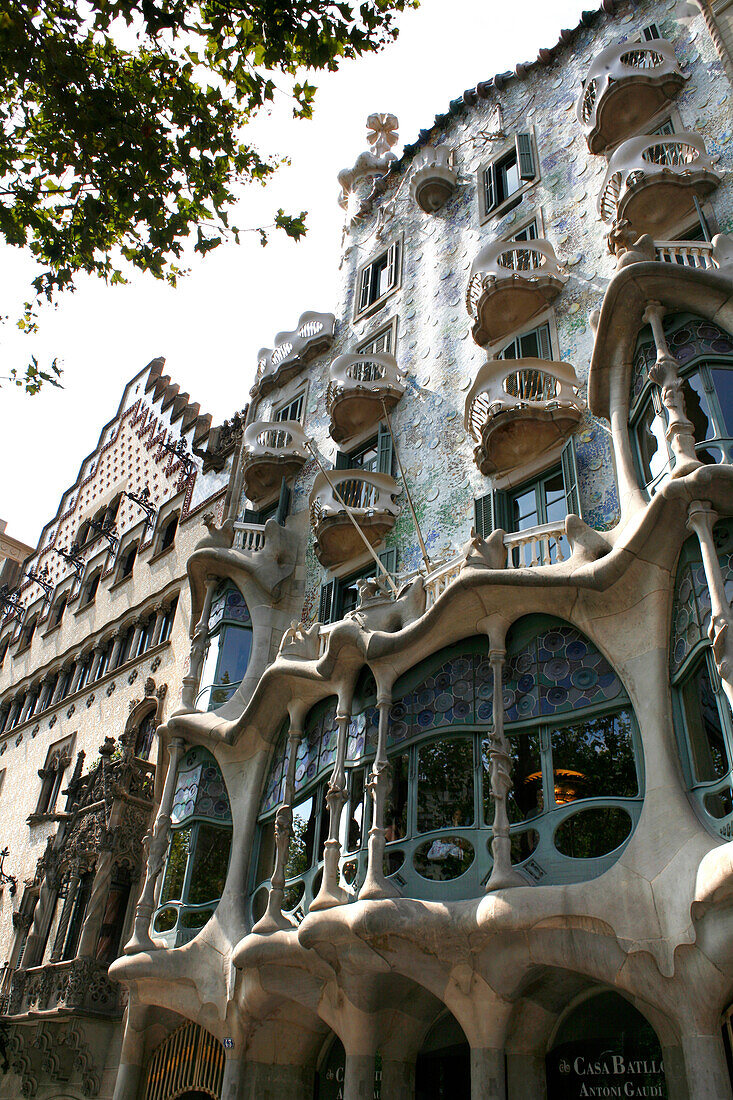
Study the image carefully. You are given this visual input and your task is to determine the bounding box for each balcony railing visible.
[242,419,310,506]
[233,521,266,552]
[577,39,686,153]
[327,351,406,444]
[309,470,401,567]
[598,132,720,236]
[504,522,568,568]
[655,240,717,269]
[251,311,335,399]
[464,357,583,475]
[466,239,567,347]
[5,958,122,1018]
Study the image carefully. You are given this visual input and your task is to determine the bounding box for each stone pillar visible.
[221,1053,244,1100]
[253,710,305,934]
[124,736,185,953]
[19,692,36,725]
[687,499,733,715]
[506,1051,546,1100]
[129,618,145,660]
[179,576,217,712]
[111,1003,148,1100]
[90,644,106,682]
[151,603,167,647]
[109,630,125,670]
[643,301,702,479]
[51,667,71,704]
[50,869,81,961]
[343,1053,376,1100]
[77,799,117,960]
[680,1031,732,1100]
[310,697,352,911]
[359,690,400,900]
[37,677,55,713]
[241,1061,315,1099]
[6,697,22,729]
[471,1047,506,1100]
[486,645,524,891]
[381,1057,416,1099]
[22,874,58,968]
[661,1044,690,1100]
[69,660,85,696]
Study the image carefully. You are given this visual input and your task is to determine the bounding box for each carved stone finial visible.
[366,112,398,156]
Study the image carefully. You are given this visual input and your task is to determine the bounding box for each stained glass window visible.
[198,583,253,712]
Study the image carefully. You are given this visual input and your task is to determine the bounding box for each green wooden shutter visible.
[275,478,291,526]
[515,132,536,180]
[319,580,335,624]
[483,164,496,214]
[385,241,399,291]
[537,323,552,360]
[474,491,510,538]
[561,437,581,518]
[242,508,261,523]
[377,423,393,475]
[377,547,397,578]
[358,264,372,313]
[335,450,351,470]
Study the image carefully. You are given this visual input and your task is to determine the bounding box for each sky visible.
[0,0,592,547]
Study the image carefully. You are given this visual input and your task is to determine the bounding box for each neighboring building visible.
[0,359,235,1097]
[5,1,733,1098]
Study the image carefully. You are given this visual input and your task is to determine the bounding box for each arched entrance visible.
[416,1011,470,1099]
[144,1021,224,1100]
[547,992,666,1099]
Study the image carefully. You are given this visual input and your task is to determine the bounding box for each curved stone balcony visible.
[409,145,458,213]
[464,357,583,475]
[577,39,686,154]
[309,470,401,567]
[326,352,406,444]
[466,239,567,348]
[242,420,310,506]
[251,311,335,399]
[598,132,721,237]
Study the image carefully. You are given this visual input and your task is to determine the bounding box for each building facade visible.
[0,360,235,1097]
[5,0,733,1098]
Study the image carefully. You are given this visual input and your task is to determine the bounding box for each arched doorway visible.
[547,992,666,1099]
[416,1011,470,1099]
[144,1021,224,1100]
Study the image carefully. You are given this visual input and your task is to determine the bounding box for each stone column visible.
[151,603,167,647]
[69,660,85,696]
[111,1002,148,1100]
[486,646,524,891]
[506,1052,547,1100]
[253,709,305,934]
[680,1031,732,1100]
[687,500,733,715]
[124,736,185,954]
[51,667,71,704]
[19,692,37,725]
[310,695,352,911]
[77,834,116,958]
[643,301,702,479]
[37,677,55,713]
[471,1047,506,1100]
[109,630,125,670]
[50,869,81,961]
[179,576,217,712]
[129,618,145,660]
[5,697,22,729]
[22,874,58,968]
[381,1057,416,1099]
[89,644,106,682]
[343,1053,376,1100]
[221,1052,245,1100]
[359,689,400,900]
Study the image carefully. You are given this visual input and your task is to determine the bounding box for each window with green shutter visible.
[480,132,537,220]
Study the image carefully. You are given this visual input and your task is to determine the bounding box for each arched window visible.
[117,541,138,581]
[133,709,157,760]
[143,1022,225,1100]
[252,620,642,919]
[48,592,68,630]
[630,314,733,492]
[17,614,38,652]
[197,584,253,711]
[153,746,232,947]
[81,568,102,607]
[672,520,733,838]
[157,512,179,553]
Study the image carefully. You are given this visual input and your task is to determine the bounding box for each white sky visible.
[0,0,591,547]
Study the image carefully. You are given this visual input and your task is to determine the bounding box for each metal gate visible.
[144,1021,224,1100]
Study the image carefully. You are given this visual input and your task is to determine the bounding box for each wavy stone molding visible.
[251,312,335,399]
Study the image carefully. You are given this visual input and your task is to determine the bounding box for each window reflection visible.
[417,739,474,833]
[636,401,669,484]
[482,733,542,825]
[385,754,409,841]
[551,711,637,805]
[681,658,729,782]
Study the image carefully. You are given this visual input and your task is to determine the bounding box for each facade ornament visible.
[337,114,399,220]
[486,647,525,891]
[310,692,354,910]
[127,669,138,685]
[409,145,458,213]
[106,681,116,696]
[366,112,399,157]
[687,500,733,714]
[278,620,321,661]
[155,683,167,700]
[643,301,702,478]
[85,694,94,707]
[606,218,656,269]
[144,676,156,697]
[360,689,401,900]
[150,656,162,673]
[462,527,508,571]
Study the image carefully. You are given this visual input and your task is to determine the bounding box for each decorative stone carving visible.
[467,238,567,347]
[278,621,321,661]
[337,114,399,220]
[251,311,336,398]
[309,470,401,567]
[242,420,311,505]
[409,145,458,213]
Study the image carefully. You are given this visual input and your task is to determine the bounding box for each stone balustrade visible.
[504,522,568,568]
[242,419,311,506]
[5,957,123,1019]
[577,38,686,154]
[598,132,720,236]
[326,351,406,444]
[466,239,567,347]
[655,239,717,269]
[464,357,583,475]
[232,522,266,552]
[309,470,401,567]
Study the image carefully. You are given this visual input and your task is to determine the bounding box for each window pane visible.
[187,824,232,905]
[711,367,733,436]
[344,768,366,851]
[417,739,474,833]
[518,329,540,358]
[288,797,317,877]
[543,471,566,525]
[511,488,539,532]
[377,256,392,298]
[554,807,632,858]
[635,400,669,483]
[483,733,542,825]
[682,659,729,782]
[550,710,637,805]
[217,624,252,686]
[160,828,191,903]
[682,371,718,463]
[385,754,409,841]
[497,155,520,202]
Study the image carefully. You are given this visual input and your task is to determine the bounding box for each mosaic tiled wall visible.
[241,0,733,620]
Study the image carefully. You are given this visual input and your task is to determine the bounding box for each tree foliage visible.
[0,0,413,385]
